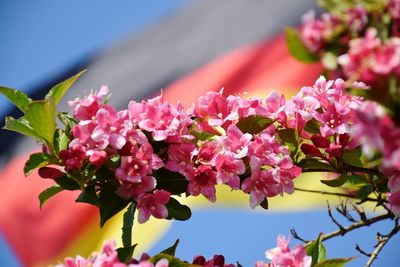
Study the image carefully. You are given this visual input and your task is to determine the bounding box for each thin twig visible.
[294,187,379,202]
[320,213,392,242]
[290,228,309,243]
[365,220,400,267]
[355,244,372,257]
[327,201,345,232]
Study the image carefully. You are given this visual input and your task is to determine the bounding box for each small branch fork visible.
[364,218,399,267]
[291,200,396,266]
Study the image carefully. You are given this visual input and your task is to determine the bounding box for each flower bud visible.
[301,143,323,157]
[311,134,330,148]
[38,167,63,179]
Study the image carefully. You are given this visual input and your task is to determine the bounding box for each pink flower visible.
[195,141,221,166]
[299,11,341,52]
[117,176,156,200]
[137,190,171,223]
[215,152,245,189]
[68,85,109,121]
[116,143,162,183]
[388,191,400,216]
[221,124,252,158]
[91,107,129,150]
[165,143,196,176]
[346,6,368,32]
[194,89,239,128]
[128,95,192,142]
[186,165,217,202]
[264,235,311,267]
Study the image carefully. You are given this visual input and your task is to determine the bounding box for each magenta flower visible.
[137,190,171,223]
[215,152,245,189]
[128,94,192,142]
[186,165,217,202]
[165,143,196,176]
[117,176,156,200]
[221,124,252,158]
[263,235,312,267]
[299,10,341,52]
[68,85,109,121]
[194,89,239,128]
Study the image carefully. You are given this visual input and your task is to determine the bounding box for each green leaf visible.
[236,115,274,135]
[306,237,327,267]
[54,129,70,154]
[154,168,188,195]
[342,148,363,168]
[299,158,337,172]
[277,128,299,152]
[304,119,321,135]
[99,183,130,227]
[76,186,99,206]
[24,152,54,176]
[0,87,31,113]
[346,174,367,186]
[38,185,64,209]
[151,253,193,267]
[321,173,348,187]
[117,245,137,264]
[356,184,373,200]
[3,116,39,139]
[166,197,192,221]
[57,112,77,131]
[190,129,214,141]
[25,100,56,145]
[122,202,136,248]
[285,27,318,63]
[260,198,269,210]
[160,239,180,256]
[55,175,80,190]
[45,70,86,106]
[314,257,355,267]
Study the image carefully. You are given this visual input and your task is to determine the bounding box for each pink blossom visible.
[388,191,400,216]
[186,165,217,202]
[195,140,221,166]
[91,107,129,150]
[346,6,368,32]
[116,143,162,183]
[137,190,171,223]
[263,235,311,267]
[128,95,192,142]
[215,152,245,189]
[300,10,341,52]
[194,89,239,128]
[221,124,252,158]
[165,143,196,176]
[55,240,120,267]
[117,176,156,200]
[68,85,109,121]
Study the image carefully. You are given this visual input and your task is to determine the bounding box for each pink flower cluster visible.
[53,75,367,223]
[54,240,169,267]
[350,100,400,215]
[299,7,367,52]
[256,235,311,267]
[338,28,400,83]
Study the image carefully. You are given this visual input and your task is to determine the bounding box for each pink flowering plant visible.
[1,1,400,266]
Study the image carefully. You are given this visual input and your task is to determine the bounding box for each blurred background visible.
[0,0,398,266]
